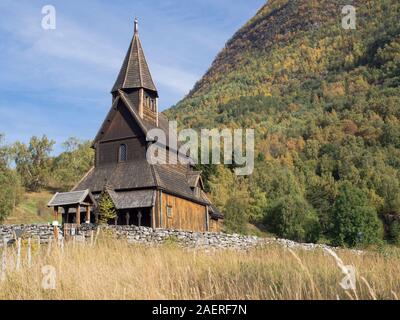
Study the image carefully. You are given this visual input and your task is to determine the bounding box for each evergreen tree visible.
[98,190,117,224]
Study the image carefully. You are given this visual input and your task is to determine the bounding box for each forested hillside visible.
[166,0,400,246]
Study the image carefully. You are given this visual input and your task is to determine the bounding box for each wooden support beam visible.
[155,98,159,127]
[53,206,59,222]
[65,207,70,224]
[151,206,155,229]
[206,206,209,232]
[76,205,81,226]
[125,212,130,226]
[86,205,91,224]
[139,88,144,118]
[159,190,163,229]
[137,211,142,227]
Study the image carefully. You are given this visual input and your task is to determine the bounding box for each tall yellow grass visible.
[0,236,399,300]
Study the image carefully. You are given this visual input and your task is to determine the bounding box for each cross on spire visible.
[134,17,138,34]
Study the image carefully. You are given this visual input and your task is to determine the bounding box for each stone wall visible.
[106,225,261,250]
[0,224,60,246]
[0,224,350,252]
[0,224,262,250]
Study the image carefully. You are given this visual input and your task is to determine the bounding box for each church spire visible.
[111,18,157,95]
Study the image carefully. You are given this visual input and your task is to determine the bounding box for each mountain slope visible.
[165,0,400,245]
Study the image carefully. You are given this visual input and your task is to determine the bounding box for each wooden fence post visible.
[60,238,64,254]
[27,238,32,268]
[16,238,21,271]
[46,237,52,257]
[1,238,7,282]
[90,230,94,247]
[94,227,100,246]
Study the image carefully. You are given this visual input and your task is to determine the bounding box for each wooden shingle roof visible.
[107,189,156,209]
[111,19,157,94]
[48,190,94,207]
[73,161,156,193]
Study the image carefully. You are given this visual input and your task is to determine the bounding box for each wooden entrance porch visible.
[47,189,96,226]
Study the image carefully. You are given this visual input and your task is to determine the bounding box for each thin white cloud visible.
[152,63,200,95]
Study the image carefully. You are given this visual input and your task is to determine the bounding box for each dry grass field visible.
[0,233,399,300]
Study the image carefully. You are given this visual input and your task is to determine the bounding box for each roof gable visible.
[101,101,144,141]
[93,95,147,145]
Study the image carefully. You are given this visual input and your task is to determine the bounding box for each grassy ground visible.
[0,235,399,300]
[4,191,54,225]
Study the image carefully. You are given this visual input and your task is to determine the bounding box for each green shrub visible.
[389,220,400,245]
[223,197,248,234]
[265,195,320,243]
[329,183,383,247]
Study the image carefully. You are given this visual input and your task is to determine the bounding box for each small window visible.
[166,206,173,218]
[119,144,127,162]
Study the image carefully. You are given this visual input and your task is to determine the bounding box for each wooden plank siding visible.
[209,219,221,233]
[156,191,208,232]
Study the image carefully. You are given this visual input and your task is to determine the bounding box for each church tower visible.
[111,18,159,126]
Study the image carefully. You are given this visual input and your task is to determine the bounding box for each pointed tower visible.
[112,18,159,126]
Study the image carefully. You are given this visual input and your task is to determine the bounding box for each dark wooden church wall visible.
[101,100,143,141]
[97,100,148,166]
[98,137,147,165]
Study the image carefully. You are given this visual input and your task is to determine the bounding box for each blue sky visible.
[0,0,265,154]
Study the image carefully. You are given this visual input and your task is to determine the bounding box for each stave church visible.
[48,19,223,232]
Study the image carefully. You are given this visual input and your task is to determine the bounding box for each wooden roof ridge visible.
[135,33,144,89]
[150,162,161,187]
[112,20,157,94]
[119,90,151,135]
[92,96,121,146]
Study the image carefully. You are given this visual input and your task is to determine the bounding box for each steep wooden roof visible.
[112,19,157,94]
